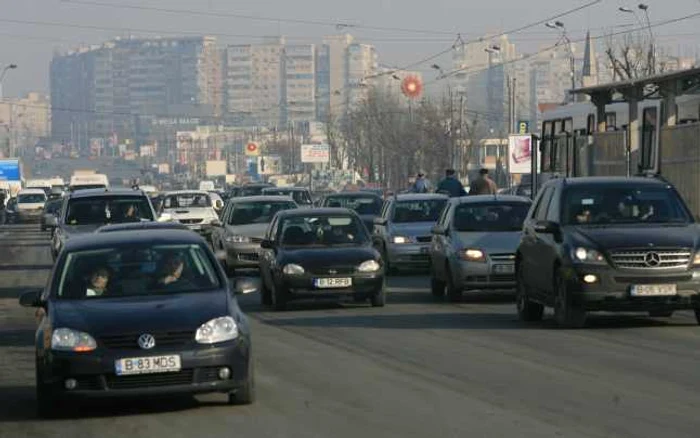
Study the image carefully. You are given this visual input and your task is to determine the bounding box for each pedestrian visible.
[436,169,467,198]
[469,168,498,195]
[411,172,430,193]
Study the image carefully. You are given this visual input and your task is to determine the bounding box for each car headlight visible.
[460,248,486,262]
[358,260,381,272]
[693,252,700,266]
[226,235,250,243]
[195,316,239,344]
[51,328,97,352]
[572,247,606,264]
[283,263,305,275]
[392,235,412,244]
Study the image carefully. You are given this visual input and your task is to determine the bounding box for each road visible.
[2,224,700,438]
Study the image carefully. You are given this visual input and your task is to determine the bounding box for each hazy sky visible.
[1,0,699,97]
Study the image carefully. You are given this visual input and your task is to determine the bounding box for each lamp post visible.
[545,22,575,102]
[619,4,655,75]
[0,64,17,100]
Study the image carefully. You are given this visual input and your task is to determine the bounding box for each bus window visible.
[587,114,595,134]
[641,107,658,170]
[563,118,573,134]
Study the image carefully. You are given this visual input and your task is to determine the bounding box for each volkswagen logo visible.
[137,334,156,350]
[644,252,661,267]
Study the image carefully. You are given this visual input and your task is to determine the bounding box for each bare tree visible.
[605,30,654,80]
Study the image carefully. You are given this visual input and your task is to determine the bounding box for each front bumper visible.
[224,242,262,269]
[278,272,384,300]
[18,210,43,223]
[565,264,700,312]
[387,243,431,267]
[454,259,516,290]
[38,340,251,399]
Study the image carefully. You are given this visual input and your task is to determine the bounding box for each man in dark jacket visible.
[436,169,466,198]
[469,168,498,195]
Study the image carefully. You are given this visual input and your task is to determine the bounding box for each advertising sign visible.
[301,144,330,163]
[257,155,282,175]
[508,135,533,174]
[0,159,21,181]
[206,160,227,177]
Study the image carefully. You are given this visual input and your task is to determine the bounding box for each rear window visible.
[323,195,382,215]
[453,202,530,232]
[264,189,312,205]
[277,214,369,247]
[162,193,212,209]
[18,193,46,203]
[56,244,221,299]
[228,201,297,225]
[393,199,447,223]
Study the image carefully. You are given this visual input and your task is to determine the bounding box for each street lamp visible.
[0,64,18,100]
[545,22,575,102]
[618,4,654,74]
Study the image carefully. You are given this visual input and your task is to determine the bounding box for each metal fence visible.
[590,131,627,177]
[660,124,700,215]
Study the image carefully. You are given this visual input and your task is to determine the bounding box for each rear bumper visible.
[454,260,516,290]
[278,273,384,300]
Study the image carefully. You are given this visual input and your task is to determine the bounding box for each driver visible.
[86,267,110,297]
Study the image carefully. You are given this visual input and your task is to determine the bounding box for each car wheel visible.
[228,360,255,405]
[370,282,386,307]
[649,310,673,318]
[445,266,461,303]
[553,271,586,329]
[260,274,272,307]
[271,281,287,311]
[516,265,544,322]
[430,268,446,298]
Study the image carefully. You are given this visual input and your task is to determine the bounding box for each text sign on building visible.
[0,160,21,181]
[517,121,530,134]
[301,144,330,163]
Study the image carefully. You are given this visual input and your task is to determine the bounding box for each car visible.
[258,208,385,310]
[516,176,700,328]
[319,191,384,233]
[19,229,255,418]
[51,188,159,260]
[261,187,313,208]
[41,198,63,232]
[372,193,449,274]
[211,196,298,275]
[234,183,274,198]
[16,188,48,223]
[159,191,222,242]
[429,195,532,301]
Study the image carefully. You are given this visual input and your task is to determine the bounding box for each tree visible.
[605,30,654,80]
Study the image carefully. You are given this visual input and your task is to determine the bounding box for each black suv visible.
[516,176,700,328]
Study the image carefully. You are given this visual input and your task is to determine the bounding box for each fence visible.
[589,131,627,177]
[660,124,700,216]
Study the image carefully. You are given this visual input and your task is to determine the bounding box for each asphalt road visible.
[2,224,700,438]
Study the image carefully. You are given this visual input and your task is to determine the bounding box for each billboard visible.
[0,159,21,181]
[257,155,282,175]
[206,160,227,177]
[301,144,330,163]
[508,134,533,174]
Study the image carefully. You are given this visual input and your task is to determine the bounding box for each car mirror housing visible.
[373,217,387,225]
[19,289,43,308]
[431,225,447,235]
[260,239,275,249]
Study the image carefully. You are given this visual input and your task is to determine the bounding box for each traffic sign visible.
[245,142,260,156]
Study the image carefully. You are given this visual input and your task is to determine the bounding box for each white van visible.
[69,173,109,191]
[17,188,48,223]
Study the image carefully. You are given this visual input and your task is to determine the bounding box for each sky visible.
[1,0,700,97]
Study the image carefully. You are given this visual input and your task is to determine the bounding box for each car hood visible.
[391,222,435,237]
[52,291,229,335]
[281,246,379,267]
[568,224,700,250]
[224,223,268,239]
[454,230,522,254]
[61,224,104,235]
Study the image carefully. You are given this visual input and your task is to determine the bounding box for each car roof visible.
[67,188,147,199]
[262,187,309,192]
[393,193,449,201]
[276,207,357,218]
[550,176,670,187]
[451,194,532,204]
[326,192,382,198]
[18,188,47,195]
[64,229,205,252]
[95,222,190,233]
[229,195,298,203]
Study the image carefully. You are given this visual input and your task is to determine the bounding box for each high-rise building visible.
[284,44,316,124]
[0,92,51,155]
[322,34,355,115]
[346,43,378,110]
[315,45,331,122]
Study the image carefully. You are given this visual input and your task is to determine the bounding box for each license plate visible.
[115,355,181,376]
[315,277,352,288]
[630,284,677,297]
[493,264,515,274]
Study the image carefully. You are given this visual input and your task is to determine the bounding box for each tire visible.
[430,270,446,298]
[228,360,255,405]
[516,265,544,322]
[260,275,272,307]
[553,271,586,329]
[649,310,673,318]
[271,281,287,311]
[370,283,386,307]
[445,266,461,303]
[382,247,396,276]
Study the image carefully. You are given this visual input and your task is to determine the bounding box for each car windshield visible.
[228,201,297,225]
[65,196,154,225]
[323,195,382,215]
[393,199,447,223]
[162,193,212,209]
[18,193,46,203]
[453,202,530,232]
[562,185,692,225]
[56,244,221,299]
[44,200,62,214]
[278,215,369,247]
[264,189,312,205]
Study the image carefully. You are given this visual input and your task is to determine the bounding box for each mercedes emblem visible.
[137,333,156,350]
[644,252,661,267]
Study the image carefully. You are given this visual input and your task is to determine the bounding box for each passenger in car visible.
[86,267,111,297]
[156,254,186,287]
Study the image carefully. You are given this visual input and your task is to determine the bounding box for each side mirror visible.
[158,213,173,222]
[373,217,387,225]
[215,200,224,210]
[260,239,275,249]
[234,278,258,295]
[533,220,560,235]
[19,289,43,308]
[431,225,447,235]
